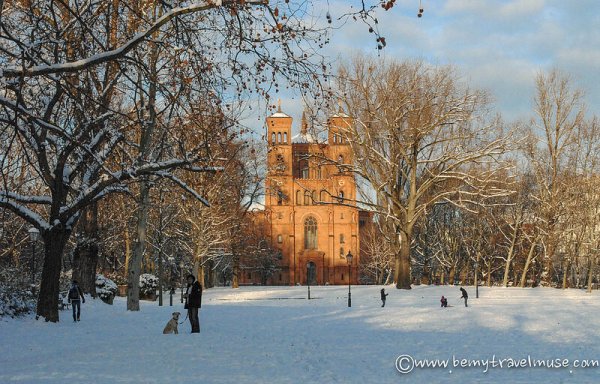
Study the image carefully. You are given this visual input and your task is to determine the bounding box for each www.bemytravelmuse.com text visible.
[395,354,599,374]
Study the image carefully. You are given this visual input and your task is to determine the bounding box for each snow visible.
[292,132,320,144]
[95,274,118,302]
[0,285,599,383]
[270,112,291,118]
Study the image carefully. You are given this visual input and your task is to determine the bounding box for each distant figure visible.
[460,287,468,307]
[380,288,389,307]
[440,296,448,308]
[184,274,202,333]
[68,280,85,322]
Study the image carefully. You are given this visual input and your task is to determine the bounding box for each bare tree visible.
[0,0,394,320]
[524,69,585,286]
[335,56,513,289]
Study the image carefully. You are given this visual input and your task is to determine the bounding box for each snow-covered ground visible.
[1,285,599,383]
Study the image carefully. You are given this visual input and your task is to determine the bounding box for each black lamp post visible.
[180,259,184,304]
[346,251,353,307]
[28,227,40,285]
[306,262,311,300]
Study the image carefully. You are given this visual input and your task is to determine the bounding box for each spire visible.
[301,110,308,135]
[277,98,282,112]
[338,98,344,113]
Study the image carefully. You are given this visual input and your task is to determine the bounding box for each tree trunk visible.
[127,179,151,311]
[587,255,595,293]
[487,262,492,287]
[37,226,71,322]
[503,221,520,287]
[124,222,131,276]
[395,231,411,289]
[562,258,570,289]
[232,255,240,288]
[72,203,99,297]
[207,259,215,288]
[449,265,456,284]
[520,239,537,287]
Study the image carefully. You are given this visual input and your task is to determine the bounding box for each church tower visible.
[257,102,360,286]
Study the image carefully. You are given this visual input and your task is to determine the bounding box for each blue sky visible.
[257,0,600,134]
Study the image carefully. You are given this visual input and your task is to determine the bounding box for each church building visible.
[255,104,361,285]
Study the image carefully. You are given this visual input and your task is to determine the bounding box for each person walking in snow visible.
[380,288,389,307]
[459,287,468,307]
[440,296,448,308]
[184,274,202,333]
[68,280,85,322]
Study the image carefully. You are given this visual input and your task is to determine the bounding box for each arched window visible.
[301,166,309,179]
[320,190,328,203]
[333,134,337,144]
[271,133,276,145]
[340,234,345,244]
[304,190,312,205]
[337,155,345,173]
[296,190,302,205]
[277,132,282,143]
[337,190,344,203]
[304,217,318,249]
[283,132,288,143]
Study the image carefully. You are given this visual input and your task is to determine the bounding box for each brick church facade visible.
[244,104,363,285]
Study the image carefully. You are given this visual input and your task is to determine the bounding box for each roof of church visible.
[291,131,320,144]
[331,112,350,118]
[269,111,290,118]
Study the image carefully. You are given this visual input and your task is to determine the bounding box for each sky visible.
[254,0,600,135]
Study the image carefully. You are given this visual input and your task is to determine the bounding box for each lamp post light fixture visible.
[474,261,479,299]
[346,251,353,307]
[28,227,40,285]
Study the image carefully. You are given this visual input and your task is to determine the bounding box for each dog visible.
[162,312,181,334]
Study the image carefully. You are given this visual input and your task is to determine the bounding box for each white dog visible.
[162,312,181,334]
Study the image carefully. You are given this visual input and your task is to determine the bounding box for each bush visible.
[103,271,127,286]
[0,267,36,318]
[95,274,118,304]
[139,273,158,296]
[0,286,36,317]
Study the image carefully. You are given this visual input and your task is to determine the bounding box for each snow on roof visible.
[292,132,320,144]
[331,112,350,118]
[269,112,291,118]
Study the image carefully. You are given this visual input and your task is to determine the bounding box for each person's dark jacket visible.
[187,281,202,308]
[380,289,388,300]
[460,288,468,299]
[69,284,85,302]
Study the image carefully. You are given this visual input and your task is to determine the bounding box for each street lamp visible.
[306,262,311,300]
[179,259,184,304]
[28,227,40,285]
[346,251,353,307]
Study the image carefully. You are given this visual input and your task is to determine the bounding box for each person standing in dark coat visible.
[184,274,202,333]
[68,280,85,322]
[380,288,389,307]
[459,287,468,307]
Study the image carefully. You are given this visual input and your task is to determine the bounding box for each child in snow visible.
[459,287,468,307]
[68,280,85,322]
[380,288,389,307]
[440,296,448,307]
